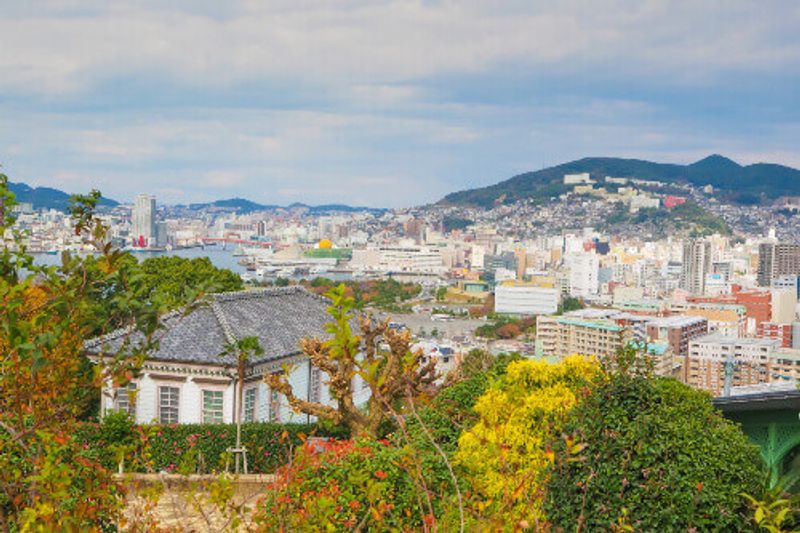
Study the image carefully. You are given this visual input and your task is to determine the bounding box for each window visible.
[159,386,180,424]
[115,382,137,416]
[243,388,257,422]
[309,367,321,403]
[269,390,281,422]
[203,390,224,423]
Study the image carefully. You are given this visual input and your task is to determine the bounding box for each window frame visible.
[158,385,180,425]
[243,387,257,423]
[202,389,224,424]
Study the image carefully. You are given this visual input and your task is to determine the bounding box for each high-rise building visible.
[132,194,156,248]
[566,252,599,297]
[680,239,711,295]
[758,243,800,287]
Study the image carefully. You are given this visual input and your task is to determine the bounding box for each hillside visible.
[440,155,800,207]
[9,181,118,211]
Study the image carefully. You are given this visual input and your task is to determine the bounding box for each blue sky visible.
[0,1,798,207]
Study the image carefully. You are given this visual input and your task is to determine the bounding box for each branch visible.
[264,372,342,424]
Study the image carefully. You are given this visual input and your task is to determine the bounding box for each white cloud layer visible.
[0,1,798,206]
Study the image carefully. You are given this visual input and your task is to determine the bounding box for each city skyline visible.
[0,1,798,207]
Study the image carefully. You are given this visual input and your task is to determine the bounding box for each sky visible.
[0,1,799,208]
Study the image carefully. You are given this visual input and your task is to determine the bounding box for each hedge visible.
[74,418,348,474]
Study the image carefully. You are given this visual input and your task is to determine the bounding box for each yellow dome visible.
[318,239,333,249]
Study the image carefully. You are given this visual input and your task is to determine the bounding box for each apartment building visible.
[536,315,629,360]
[758,242,800,287]
[687,286,797,334]
[679,303,746,337]
[757,322,794,348]
[644,316,708,377]
[687,334,781,395]
[680,239,711,295]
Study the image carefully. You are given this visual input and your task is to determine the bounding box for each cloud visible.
[0,1,798,206]
[1,1,798,96]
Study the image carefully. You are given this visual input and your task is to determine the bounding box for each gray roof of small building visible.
[84,286,334,367]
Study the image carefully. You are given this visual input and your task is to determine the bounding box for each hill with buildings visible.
[440,155,800,207]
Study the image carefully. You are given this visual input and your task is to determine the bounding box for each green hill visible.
[440,155,800,207]
[9,181,118,211]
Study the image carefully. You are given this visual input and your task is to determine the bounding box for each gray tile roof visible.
[85,286,334,367]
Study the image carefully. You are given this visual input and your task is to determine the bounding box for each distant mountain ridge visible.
[440,155,800,207]
[6,181,384,214]
[8,181,118,211]
[183,198,387,215]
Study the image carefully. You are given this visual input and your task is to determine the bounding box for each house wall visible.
[103,356,372,425]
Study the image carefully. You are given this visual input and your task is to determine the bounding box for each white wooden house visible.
[86,286,370,424]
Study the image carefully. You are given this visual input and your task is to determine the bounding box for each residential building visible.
[566,252,599,297]
[687,334,780,395]
[536,313,630,360]
[88,287,369,424]
[757,322,794,348]
[680,239,711,295]
[643,315,708,379]
[758,243,800,287]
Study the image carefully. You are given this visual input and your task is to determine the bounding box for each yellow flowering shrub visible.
[455,356,601,530]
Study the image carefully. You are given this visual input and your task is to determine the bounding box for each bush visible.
[255,439,431,531]
[544,376,763,531]
[455,356,602,530]
[74,421,347,474]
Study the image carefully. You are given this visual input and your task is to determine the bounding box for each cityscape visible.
[2,1,800,531]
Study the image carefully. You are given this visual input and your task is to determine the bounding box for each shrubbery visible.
[256,439,430,531]
[544,375,763,531]
[75,418,347,474]
[456,356,602,529]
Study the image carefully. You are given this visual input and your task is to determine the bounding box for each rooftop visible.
[85,286,334,367]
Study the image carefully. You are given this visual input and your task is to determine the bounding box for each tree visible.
[138,255,242,310]
[0,178,163,530]
[455,357,602,529]
[265,284,437,437]
[220,336,264,474]
[559,296,584,313]
[435,286,449,302]
[544,373,763,531]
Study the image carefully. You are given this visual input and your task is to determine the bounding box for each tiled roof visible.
[85,286,334,367]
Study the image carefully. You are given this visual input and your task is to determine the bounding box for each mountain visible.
[440,155,800,207]
[8,181,118,211]
[185,198,386,215]
[187,198,279,212]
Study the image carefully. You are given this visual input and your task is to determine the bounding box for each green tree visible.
[559,296,584,313]
[0,177,164,530]
[545,374,763,531]
[138,255,242,310]
[436,286,449,301]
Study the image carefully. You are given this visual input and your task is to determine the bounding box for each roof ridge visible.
[210,299,237,345]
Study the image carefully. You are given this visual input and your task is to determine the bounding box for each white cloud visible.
[0,1,797,95]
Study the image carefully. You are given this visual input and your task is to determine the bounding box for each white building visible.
[352,244,444,273]
[567,252,600,297]
[563,173,594,185]
[131,194,156,248]
[88,287,370,424]
[681,239,711,295]
[495,282,560,316]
